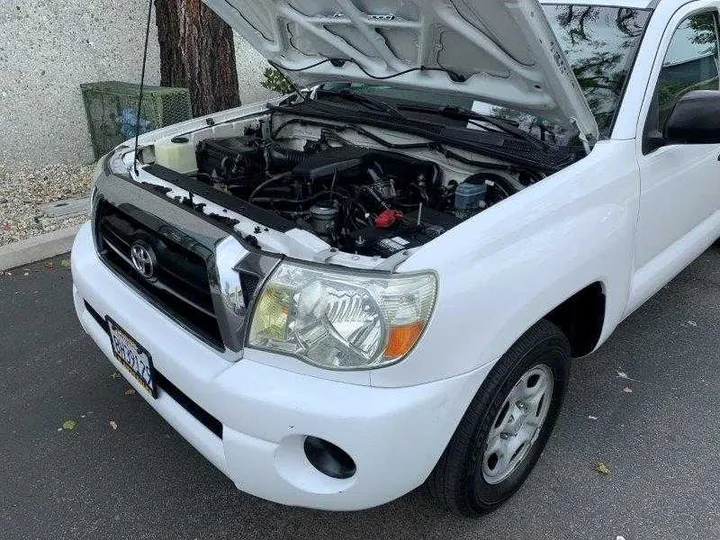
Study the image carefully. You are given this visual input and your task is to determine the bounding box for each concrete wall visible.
[235,34,276,106]
[0,0,273,171]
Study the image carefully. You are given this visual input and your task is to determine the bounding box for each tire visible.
[427,320,571,517]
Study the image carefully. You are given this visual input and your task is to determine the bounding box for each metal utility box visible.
[81,81,193,159]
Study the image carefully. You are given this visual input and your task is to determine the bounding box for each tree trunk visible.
[154,0,240,117]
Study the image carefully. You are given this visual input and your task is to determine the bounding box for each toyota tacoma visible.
[72,0,720,516]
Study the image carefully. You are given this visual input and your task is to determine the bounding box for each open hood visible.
[206,0,599,142]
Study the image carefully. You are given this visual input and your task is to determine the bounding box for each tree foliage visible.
[261,67,295,94]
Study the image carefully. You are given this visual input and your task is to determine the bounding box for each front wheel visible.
[427,320,571,517]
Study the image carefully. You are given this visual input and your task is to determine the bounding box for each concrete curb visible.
[0,225,82,271]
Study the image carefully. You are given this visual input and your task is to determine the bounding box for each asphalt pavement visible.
[1,252,719,540]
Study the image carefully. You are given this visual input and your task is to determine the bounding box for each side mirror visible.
[665,90,720,145]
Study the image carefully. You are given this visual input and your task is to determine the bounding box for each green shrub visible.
[261,66,295,94]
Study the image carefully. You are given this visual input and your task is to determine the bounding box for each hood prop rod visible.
[133,0,154,175]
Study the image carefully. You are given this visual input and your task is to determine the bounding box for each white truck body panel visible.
[205,0,599,139]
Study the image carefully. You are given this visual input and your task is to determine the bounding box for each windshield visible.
[545,5,651,135]
[319,4,651,141]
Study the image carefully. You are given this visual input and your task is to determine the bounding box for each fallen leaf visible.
[615,368,637,382]
[45,262,54,270]
[595,462,611,476]
[124,388,136,396]
[62,420,77,431]
[109,421,118,430]
[110,371,121,379]
[588,415,598,421]
[60,259,71,269]
[623,387,633,394]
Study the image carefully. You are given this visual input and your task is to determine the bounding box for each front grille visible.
[95,200,224,349]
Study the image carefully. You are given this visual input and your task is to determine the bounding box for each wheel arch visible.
[542,281,606,358]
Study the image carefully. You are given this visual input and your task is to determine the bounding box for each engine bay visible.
[141,111,548,262]
[153,121,538,259]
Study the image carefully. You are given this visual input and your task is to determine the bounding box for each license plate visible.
[107,317,157,398]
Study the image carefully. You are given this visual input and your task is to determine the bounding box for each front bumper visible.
[72,223,492,510]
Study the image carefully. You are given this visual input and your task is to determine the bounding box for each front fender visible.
[371,140,640,388]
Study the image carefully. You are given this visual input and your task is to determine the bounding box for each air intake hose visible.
[266,144,306,172]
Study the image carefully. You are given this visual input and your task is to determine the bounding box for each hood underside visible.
[205,0,599,141]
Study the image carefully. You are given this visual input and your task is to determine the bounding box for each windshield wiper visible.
[397,103,549,150]
[314,91,547,150]
[315,88,410,121]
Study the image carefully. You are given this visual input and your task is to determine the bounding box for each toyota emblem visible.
[130,241,157,281]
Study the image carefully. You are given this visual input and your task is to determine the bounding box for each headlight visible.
[248,262,437,370]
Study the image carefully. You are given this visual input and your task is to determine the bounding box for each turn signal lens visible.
[385,321,426,358]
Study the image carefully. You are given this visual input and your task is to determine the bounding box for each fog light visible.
[303,436,356,480]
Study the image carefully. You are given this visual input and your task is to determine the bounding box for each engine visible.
[193,133,520,258]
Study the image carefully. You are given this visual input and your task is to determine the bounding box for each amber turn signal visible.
[384,321,426,358]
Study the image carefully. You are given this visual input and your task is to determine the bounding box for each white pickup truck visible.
[72,0,720,516]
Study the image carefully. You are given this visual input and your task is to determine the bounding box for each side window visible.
[644,11,720,150]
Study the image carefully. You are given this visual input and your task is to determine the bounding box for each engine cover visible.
[292,148,439,192]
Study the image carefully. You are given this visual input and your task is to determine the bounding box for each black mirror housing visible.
[665,90,720,145]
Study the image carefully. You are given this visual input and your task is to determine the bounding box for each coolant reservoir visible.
[154,136,197,174]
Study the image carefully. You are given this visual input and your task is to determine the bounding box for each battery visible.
[348,208,462,257]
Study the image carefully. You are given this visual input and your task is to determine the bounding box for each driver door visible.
[635,8,720,274]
